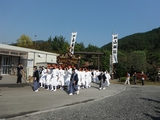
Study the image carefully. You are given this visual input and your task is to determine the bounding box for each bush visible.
[119,77,126,82]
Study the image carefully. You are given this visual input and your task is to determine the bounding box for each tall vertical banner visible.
[112,34,118,63]
[70,32,77,54]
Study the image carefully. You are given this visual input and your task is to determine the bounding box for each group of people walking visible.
[32,65,111,95]
[16,63,146,95]
[124,71,146,86]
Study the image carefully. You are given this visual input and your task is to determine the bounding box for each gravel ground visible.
[8,85,160,120]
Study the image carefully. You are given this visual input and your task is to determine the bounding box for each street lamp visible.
[35,34,37,46]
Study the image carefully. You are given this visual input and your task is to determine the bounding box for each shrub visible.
[119,77,126,82]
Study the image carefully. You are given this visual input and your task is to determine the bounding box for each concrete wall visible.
[26,52,58,78]
[45,55,57,63]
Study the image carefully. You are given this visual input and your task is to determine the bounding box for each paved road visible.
[0,75,126,119]
[7,85,160,120]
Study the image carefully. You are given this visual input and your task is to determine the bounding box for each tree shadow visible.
[140,97,160,104]
[155,107,160,110]
[141,98,160,120]
[0,83,32,88]
[144,113,160,120]
[155,110,160,114]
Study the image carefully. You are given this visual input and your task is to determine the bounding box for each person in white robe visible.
[77,68,82,90]
[50,65,59,91]
[95,70,100,83]
[58,66,65,90]
[92,69,96,83]
[88,69,92,87]
[45,68,52,90]
[81,68,85,89]
[84,68,90,89]
[105,70,111,87]
[39,67,47,88]
[64,66,72,91]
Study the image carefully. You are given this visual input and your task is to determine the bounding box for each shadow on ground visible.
[0,83,32,88]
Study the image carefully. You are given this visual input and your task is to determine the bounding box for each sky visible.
[0,0,160,48]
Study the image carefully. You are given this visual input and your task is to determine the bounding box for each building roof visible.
[0,43,59,56]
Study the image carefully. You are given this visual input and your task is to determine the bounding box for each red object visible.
[136,73,148,80]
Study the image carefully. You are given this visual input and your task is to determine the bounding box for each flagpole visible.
[111,31,114,80]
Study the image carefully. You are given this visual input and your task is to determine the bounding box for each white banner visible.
[112,34,118,63]
[70,32,77,54]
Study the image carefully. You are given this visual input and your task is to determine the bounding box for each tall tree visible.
[17,34,33,47]
[129,51,146,73]
[85,44,100,52]
[51,36,69,54]
[100,50,110,71]
[146,50,160,80]
[74,42,85,52]
[115,51,128,78]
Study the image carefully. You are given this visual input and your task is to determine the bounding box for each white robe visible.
[77,70,81,86]
[85,71,90,88]
[92,70,96,82]
[50,68,59,86]
[46,69,52,86]
[39,69,47,84]
[95,70,100,83]
[105,72,111,86]
[58,69,65,86]
[64,68,72,86]
[81,71,85,85]
[88,71,92,87]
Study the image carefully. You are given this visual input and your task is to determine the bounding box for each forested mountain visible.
[101,27,160,80]
[101,27,160,52]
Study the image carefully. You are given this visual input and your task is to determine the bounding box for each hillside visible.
[101,27,160,52]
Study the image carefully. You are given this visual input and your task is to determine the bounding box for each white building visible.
[0,43,59,77]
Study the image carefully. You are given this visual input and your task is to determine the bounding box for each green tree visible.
[130,51,146,73]
[85,44,100,52]
[115,51,128,78]
[100,50,110,71]
[39,41,52,52]
[74,42,85,52]
[17,34,33,47]
[146,50,160,80]
[51,36,69,54]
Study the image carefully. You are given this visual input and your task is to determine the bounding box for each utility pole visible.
[35,34,37,47]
